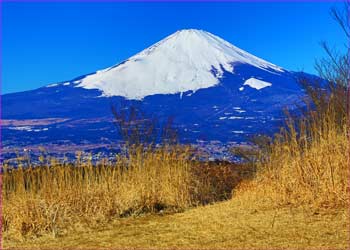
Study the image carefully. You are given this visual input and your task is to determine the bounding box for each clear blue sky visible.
[2,1,346,94]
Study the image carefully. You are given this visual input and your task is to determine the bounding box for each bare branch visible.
[330,2,350,39]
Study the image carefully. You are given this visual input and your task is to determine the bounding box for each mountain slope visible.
[1,29,311,160]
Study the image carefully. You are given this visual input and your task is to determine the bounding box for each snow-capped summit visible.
[76,29,284,99]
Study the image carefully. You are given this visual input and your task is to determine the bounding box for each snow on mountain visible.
[76,29,284,99]
[243,78,272,90]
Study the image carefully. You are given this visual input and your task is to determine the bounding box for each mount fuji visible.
[2,29,312,160]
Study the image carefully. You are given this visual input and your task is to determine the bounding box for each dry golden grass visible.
[4,195,349,249]
[3,126,349,249]
[2,145,246,242]
[2,145,194,239]
[244,104,349,209]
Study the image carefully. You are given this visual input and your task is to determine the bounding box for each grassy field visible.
[3,127,349,249]
[5,193,349,249]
